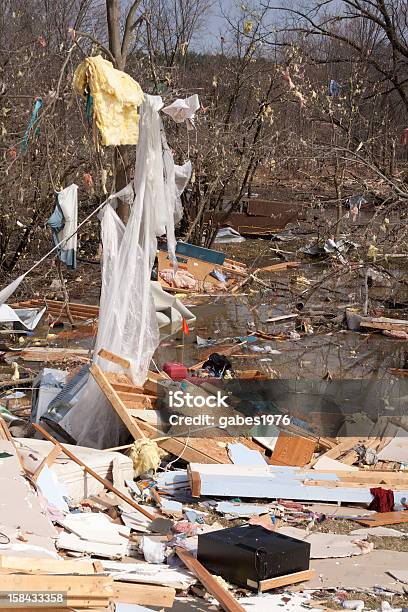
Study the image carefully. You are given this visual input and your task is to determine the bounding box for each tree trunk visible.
[106,0,130,221]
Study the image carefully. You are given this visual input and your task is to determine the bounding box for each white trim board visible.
[189,464,408,504]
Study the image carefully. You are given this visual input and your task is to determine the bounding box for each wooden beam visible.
[98,348,130,369]
[111,582,175,607]
[32,423,155,521]
[0,556,99,575]
[91,363,146,440]
[250,568,315,592]
[0,574,112,594]
[176,547,245,612]
[257,261,300,273]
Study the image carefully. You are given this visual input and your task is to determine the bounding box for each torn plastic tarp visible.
[0,304,46,331]
[59,95,184,448]
[213,227,245,244]
[0,274,27,307]
[162,94,200,130]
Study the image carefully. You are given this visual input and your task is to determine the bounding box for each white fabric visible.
[162,94,200,130]
[175,161,192,196]
[60,95,182,448]
[0,274,27,306]
[57,184,78,255]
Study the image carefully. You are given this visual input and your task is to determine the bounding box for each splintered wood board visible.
[12,299,99,322]
[111,582,175,607]
[176,547,245,612]
[258,261,300,273]
[91,364,226,464]
[355,511,408,527]
[360,317,408,333]
[248,568,316,592]
[188,463,408,503]
[270,433,316,467]
[0,556,100,575]
[91,364,264,465]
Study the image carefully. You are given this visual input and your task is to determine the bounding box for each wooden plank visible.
[318,438,360,461]
[258,261,300,273]
[111,582,175,607]
[355,511,408,527]
[176,547,245,612]
[32,423,155,521]
[98,349,131,369]
[304,480,408,489]
[91,364,146,440]
[186,463,408,503]
[111,381,147,394]
[360,318,408,332]
[117,391,156,408]
[0,574,113,594]
[252,568,315,592]
[265,313,298,323]
[0,556,99,575]
[19,348,89,362]
[92,364,227,465]
[136,419,224,464]
[270,433,315,467]
[0,416,26,473]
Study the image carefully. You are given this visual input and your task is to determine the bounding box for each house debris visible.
[0,53,407,612]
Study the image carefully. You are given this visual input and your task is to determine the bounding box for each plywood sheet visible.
[271,434,315,467]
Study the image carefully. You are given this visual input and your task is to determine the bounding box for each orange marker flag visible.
[182,318,190,335]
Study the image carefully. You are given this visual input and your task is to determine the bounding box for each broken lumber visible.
[0,556,100,575]
[355,511,408,527]
[257,261,300,273]
[18,347,89,362]
[0,575,113,608]
[187,463,408,504]
[32,423,155,520]
[359,316,408,333]
[111,582,175,607]
[248,568,316,592]
[176,547,245,612]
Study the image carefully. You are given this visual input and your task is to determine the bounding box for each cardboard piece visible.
[303,550,408,594]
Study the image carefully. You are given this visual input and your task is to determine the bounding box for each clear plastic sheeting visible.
[59,94,183,449]
[0,274,27,306]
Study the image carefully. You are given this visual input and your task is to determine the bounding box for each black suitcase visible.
[197,525,310,589]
